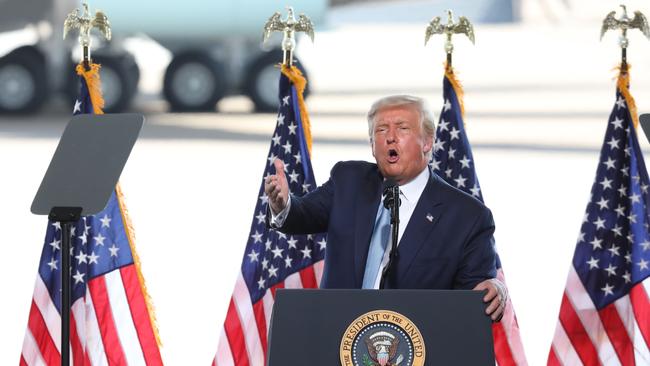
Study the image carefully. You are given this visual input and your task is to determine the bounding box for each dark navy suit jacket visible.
[279,161,497,289]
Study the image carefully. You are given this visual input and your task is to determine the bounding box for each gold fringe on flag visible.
[281,65,313,156]
[615,64,640,129]
[79,61,162,347]
[443,63,466,120]
[115,184,163,347]
[76,63,105,115]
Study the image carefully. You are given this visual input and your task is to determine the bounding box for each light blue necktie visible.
[362,204,391,289]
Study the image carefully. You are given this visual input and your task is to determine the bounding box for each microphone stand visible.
[380,185,400,289]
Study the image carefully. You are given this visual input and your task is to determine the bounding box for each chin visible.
[380,168,402,180]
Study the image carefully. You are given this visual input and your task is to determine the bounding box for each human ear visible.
[423,136,433,153]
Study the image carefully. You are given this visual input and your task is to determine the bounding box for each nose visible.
[386,126,397,144]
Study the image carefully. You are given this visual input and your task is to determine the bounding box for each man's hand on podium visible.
[473,278,507,322]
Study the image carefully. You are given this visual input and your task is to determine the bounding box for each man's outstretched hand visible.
[264,159,289,214]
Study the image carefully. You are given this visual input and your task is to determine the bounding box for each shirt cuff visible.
[270,195,291,228]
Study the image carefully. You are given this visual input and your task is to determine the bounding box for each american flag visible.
[213,65,326,366]
[431,70,528,365]
[20,63,163,365]
[548,73,650,365]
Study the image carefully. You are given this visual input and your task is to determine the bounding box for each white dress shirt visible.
[371,166,430,288]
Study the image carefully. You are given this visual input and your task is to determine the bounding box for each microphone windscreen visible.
[382,178,399,209]
[382,178,398,191]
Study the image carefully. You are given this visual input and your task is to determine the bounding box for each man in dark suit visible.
[265,95,506,320]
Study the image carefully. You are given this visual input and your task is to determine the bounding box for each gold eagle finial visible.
[425,10,475,68]
[63,1,111,63]
[263,7,314,66]
[601,5,650,42]
[425,10,475,47]
[600,5,649,74]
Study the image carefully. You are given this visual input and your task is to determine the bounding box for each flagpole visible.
[58,3,111,364]
[620,26,629,76]
[621,42,627,75]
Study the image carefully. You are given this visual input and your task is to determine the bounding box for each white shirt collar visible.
[399,166,430,204]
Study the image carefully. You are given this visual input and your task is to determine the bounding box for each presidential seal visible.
[340,310,425,366]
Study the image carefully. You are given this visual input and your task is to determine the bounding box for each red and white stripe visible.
[493,268,528,366]
[21,264,163,366]
[549,266,650,365]
[213,263,322,366]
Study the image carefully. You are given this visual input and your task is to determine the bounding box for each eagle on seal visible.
[365,332,401,366]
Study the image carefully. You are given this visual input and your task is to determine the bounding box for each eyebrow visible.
[376,119,408,126]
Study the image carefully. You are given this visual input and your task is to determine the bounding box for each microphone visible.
[380,178,400,289]
[382,179,401,210]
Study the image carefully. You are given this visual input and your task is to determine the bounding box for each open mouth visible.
[387,149,399,163]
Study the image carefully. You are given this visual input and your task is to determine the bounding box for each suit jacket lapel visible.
[395,171,446,282]
[353,168,383,287]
